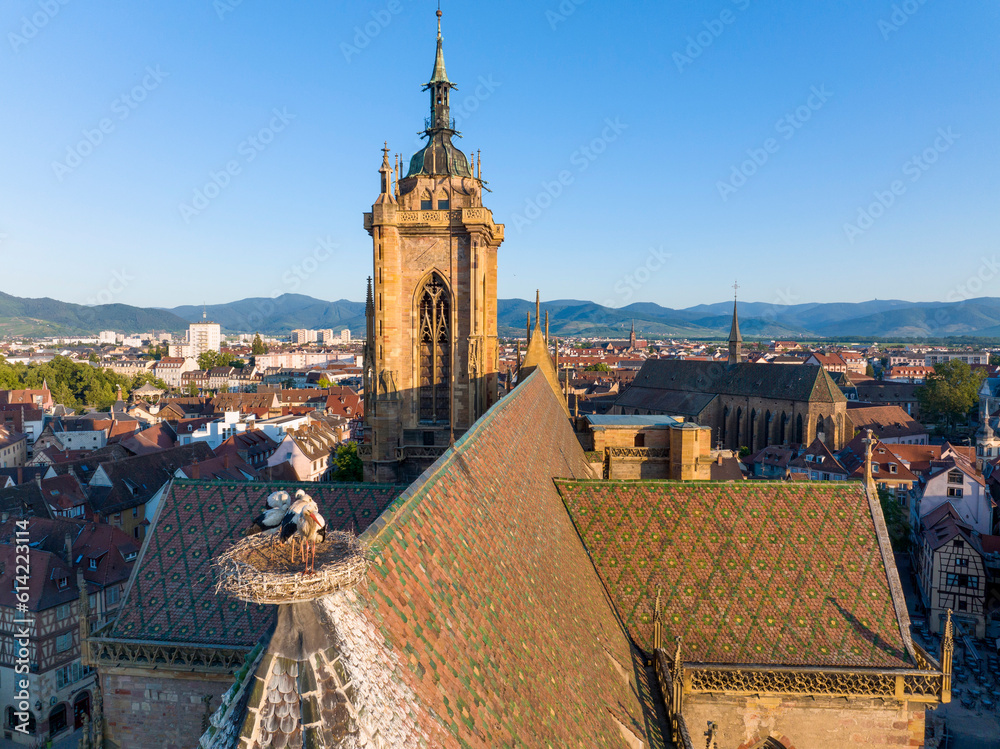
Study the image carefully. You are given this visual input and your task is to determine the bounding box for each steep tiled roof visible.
[110,480,405,647]
[846,404,926,441]
[88,442,215,515]
[620,359,847,410]
[557,479,914,669]
[353,371,664,747]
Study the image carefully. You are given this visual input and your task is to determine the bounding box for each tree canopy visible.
[0,355,164,410]
[330,442,362,482]
[584,362,611,372]
[916,359,985,430]
[251,334,267,356]
[197,350,245,371]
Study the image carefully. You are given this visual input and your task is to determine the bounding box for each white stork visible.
[245,490,292,536]
[280,491,328,572]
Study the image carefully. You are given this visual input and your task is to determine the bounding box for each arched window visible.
[764,410,773,447]
[721,406,729,445]
[736,407,744,447]
[418,274,451,424]
[780,412,788,444]
[750,409,758,452]
[816,416,826,444]
[795,414,803,444]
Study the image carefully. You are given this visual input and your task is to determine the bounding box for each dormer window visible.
[947,470,963,485]
[57,576,68,589]
[872,464,879,473]
[89,558,98,570]
[889,464,898,474]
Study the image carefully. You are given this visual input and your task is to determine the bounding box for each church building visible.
[615,300,851,452]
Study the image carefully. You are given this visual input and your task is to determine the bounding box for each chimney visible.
[17,466,22,485]
[717,453,723,466]
[35,472,42,487]
[64,532,74,565]
[223,454,230,469]
[190,462,200,480]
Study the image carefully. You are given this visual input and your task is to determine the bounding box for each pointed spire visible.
[535,290,541,329]
[376,143,396,204]
[429,6,449,84]
[728,282,743,365]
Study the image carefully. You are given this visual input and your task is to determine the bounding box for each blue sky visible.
[1,0,998,310]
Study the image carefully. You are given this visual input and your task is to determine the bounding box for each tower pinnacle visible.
[728,283,743,366]
[405,7,472,178]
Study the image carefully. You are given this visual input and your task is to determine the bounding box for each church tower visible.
[362,9,505,483]
[727,292,743,366]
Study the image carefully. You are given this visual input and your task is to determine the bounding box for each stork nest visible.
[213,531,368,605]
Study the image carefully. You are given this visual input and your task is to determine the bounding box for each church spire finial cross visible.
[733,281,739,300]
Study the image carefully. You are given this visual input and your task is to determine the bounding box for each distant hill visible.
[3,288,1000,340]
[169,295,365,334]
[0,291,188,336]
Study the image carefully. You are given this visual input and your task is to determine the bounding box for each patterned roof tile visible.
[110,480,404,647]
[557,479,913,670]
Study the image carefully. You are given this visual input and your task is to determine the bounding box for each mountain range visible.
[2,289,1000,341]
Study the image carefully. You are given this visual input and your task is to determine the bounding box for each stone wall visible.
[102,668,234,749]
[683,693,928,748]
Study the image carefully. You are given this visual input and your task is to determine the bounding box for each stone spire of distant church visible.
[728,283,743,366]
[629,319,636,350]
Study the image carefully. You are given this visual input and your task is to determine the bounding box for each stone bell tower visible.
[362,9,505,484]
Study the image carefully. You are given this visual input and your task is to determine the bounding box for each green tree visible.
[317,378,333,388]
[251,334,267,356]
[865,364,875,377]
[877,487,910,552]
[330,442,363,482]
[185,382,199,396]
[916,360,985,431]
[88,352,100,363]
[198,351,219,370]
[130,371,169,392]
[584,362,611,372]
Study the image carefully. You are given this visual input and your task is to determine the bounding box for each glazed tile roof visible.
[354,371,666,747]
[110,480,405,647]
[557,479,914,669]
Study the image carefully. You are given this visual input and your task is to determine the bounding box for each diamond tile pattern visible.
[112,480,404,647]
[356,372,667,748]
[557,480,912,669]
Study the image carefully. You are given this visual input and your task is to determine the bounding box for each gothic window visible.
[795,414,803,444]
[780,412,788,444]
[750,409,758,453]
[736,408,743,447]
[721,406,729,445]
[418,274,451,424]
[764,410,773,447]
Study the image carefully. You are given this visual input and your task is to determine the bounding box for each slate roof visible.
[351,370,665,747]
[110,480,405,647]
[620,360,846,409]
[557,479,915,669]
[88,442,216,516]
